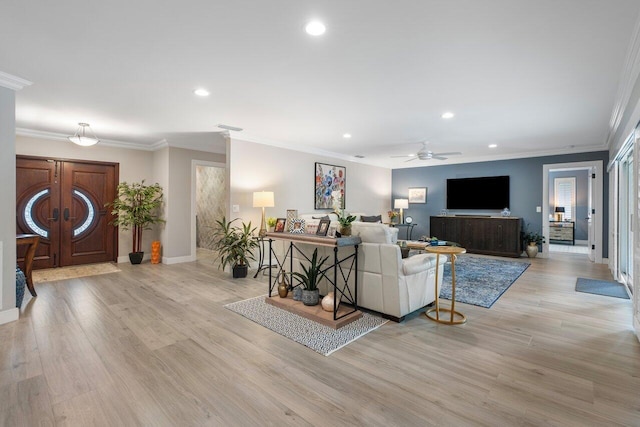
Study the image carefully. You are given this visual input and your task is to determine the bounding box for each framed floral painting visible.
[315,162,346,209]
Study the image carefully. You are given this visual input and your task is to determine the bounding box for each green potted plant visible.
[107,180,164,264]
[332,193,356,236]
[522,224,546,258]
[266,217,277,232]
[291,248,329,306]
[211,216,259,278]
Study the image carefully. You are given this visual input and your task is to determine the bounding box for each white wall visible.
[229,138,392,228]
[0,87,17,322]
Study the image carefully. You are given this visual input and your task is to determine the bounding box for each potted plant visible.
[522,225,545,258]
[211,217,259,278]
[332,192,356,236]
[267,217,277,232]
[107,180,164,264]
[291,248,329,306]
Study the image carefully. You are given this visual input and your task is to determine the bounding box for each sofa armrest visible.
[401,253,445,276]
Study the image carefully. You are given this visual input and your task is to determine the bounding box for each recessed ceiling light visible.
[489,144,498,148]
[305,21,326,36]
[354,155,365,158]
[441,112,455,119]
[343,133,351,139]
[408,154,416,157]
[194,88,210,97]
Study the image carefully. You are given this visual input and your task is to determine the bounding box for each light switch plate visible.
[232,204,240,213]
[536,206,541,213]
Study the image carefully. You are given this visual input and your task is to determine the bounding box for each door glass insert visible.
[23,189,49,238]
[73,189,95,237]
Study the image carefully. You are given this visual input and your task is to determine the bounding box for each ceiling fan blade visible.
[390,155,413,158]
[431,156,448,160]
[433,152,462,156]
[404,157,418,162]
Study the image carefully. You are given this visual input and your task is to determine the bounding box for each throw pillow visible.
[360,214,382,223]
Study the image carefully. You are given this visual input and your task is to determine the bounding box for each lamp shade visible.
[394,198,409,209]
[253,191,274,208]
[554,207,565,213]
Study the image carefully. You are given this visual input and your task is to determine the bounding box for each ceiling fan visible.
[391,143,461,162]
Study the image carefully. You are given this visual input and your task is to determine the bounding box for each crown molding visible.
[606,13,640,149]
[0,71,32,91]
[16,127,158,151]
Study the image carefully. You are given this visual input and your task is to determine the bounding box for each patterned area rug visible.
[441,256,530,308]
[33,262,121,283]
[225,296,388,356]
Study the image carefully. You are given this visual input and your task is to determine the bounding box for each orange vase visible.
[151,241,161,264]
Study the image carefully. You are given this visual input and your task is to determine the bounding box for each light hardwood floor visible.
[1,252,638,426]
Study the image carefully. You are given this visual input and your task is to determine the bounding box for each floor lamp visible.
[394,198,409,224]
[253,191,275,237]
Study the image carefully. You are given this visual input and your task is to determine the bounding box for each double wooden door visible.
[16,156,118,269]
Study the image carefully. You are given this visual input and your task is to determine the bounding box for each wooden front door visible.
[17,156,118,269]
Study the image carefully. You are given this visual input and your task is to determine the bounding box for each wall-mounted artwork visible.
[408,187,427,204]
[315,162,346,209]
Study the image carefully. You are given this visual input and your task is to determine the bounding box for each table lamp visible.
[554,206,565,222]
[253,191,275,237]
[394,198,409,224]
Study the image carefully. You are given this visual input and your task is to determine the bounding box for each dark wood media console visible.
[430,216,522,258]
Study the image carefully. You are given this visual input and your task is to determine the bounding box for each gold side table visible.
[425,245,467,324]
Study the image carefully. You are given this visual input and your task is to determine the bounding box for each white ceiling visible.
[2,1,639,168]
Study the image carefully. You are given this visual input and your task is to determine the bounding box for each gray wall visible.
[549,169,589,240]
[392,151,609,257]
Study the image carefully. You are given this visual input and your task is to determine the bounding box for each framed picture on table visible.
[317,219,330,236]
[274,218,286,232]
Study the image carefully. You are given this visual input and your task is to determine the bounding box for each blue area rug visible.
[576,278,629,299]
[441,256,530,308]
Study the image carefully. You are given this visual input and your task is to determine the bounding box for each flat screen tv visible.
[446,176,510,210]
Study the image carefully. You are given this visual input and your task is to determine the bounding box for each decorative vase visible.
[525,243,539,258]
[321,292,335,312]
[340,225,352,236]
[302,289,320,306]
[232,264,248,278]
[151,241,161,264]
[277,270,289,298]
[16,266,26,308]
[292,286,303,301]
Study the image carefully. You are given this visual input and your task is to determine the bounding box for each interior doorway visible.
[16,156,118,269]
[542,161,603,263]
[191,161,226,261]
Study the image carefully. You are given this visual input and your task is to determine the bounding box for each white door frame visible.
[190,160,226,261]
[542,160,604,263]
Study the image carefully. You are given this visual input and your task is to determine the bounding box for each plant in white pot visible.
[107,180,164,264]
[211,217,259,278]
[292,248,329,306]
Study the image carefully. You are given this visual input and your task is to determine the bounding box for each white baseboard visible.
[162,254,196,265]
[0,307,19,325]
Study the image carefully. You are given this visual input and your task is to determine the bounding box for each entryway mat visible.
[575,277,630,299]
[33,262,121,283]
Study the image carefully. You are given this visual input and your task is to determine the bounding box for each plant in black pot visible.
[107,181,164,264]
[292,248,329,306]
[211,217,259,278]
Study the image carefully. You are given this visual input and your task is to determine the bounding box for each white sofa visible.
[275,220,446,322]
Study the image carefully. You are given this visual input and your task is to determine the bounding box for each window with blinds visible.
[554,177,576,220]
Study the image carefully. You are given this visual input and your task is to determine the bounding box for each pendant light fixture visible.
[68,122,99,146]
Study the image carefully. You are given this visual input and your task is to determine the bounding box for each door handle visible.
[48,208,59,222]
[63,208,76,221]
